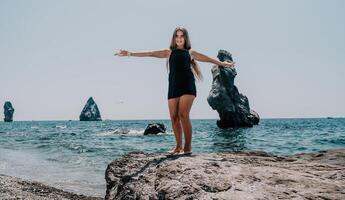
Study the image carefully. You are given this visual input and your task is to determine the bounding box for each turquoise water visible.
[0,118,344,196]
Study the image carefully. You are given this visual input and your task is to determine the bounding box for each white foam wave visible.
[55,125,67,129]
[97,129,172,136]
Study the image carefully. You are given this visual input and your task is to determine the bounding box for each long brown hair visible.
[166,27,203,81]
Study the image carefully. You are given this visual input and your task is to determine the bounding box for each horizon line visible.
[1,116,344,122]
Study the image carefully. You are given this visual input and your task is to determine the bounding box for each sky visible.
[1,0,344,120]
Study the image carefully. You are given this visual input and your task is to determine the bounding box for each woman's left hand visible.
[114,49,131,57]
[221,61,236,68]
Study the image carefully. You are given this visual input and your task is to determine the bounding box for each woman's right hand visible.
[114,49,131,56]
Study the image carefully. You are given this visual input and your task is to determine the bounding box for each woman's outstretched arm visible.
[190,50,235,67]
[114,49,170,58]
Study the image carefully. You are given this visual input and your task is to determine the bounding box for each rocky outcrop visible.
[79,97,102,121]
[207,50,260,128]
[3,101,14,122]
[144,123,166,135]
[105,149,345,200]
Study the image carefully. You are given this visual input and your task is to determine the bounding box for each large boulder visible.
[3,101,14,122]
[207,50,260,128]
[144,123,166,135]
[79,97,102,121]
[104,149,345,200]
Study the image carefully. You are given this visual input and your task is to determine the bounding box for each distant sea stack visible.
[207,50,260,128]
[79,97,102,121]
[3,101,14,122]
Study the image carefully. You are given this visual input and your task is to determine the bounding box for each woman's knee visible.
[170,114,180,124]
[178,112,189,121]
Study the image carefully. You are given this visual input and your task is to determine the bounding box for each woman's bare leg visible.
[168,97,183,153]
[178,94,195,152]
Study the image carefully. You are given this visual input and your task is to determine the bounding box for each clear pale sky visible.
[1,0,344,120]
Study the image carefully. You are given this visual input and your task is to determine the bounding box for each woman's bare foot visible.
[182,145,192,154]
[167,146,183,154]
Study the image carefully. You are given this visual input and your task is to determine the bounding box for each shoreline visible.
[0,173,102,200]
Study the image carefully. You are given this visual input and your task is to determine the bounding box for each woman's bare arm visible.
[191,50,235,67]
[114,49,170,58]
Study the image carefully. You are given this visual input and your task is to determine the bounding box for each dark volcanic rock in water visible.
[79,97,102,121]
[3,101,14,122]
[144,123,166,135]
[207,50,260,128]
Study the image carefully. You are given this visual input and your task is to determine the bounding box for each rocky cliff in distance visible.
[79,97,102,121]
[3,101,14,122]
[207,50,259,128]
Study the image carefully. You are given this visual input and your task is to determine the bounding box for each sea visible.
[0,118,344,197]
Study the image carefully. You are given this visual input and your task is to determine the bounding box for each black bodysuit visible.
[168,48,196,99]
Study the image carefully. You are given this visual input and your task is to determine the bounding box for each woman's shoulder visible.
[188,48,195,54]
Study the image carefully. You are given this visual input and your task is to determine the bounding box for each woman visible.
[114,26,235,155]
